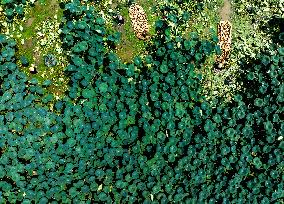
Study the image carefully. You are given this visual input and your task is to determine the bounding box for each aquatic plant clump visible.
[44,53,57,67]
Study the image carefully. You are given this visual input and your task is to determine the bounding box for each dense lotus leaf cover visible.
[0,0,29,21]
[0,0,283,203]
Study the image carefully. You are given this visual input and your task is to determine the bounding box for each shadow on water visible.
[234,15,284,93]
[230,15,284,91]
[260,16,284,45]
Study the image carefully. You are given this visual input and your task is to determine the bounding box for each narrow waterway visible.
[220,0,232,21]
